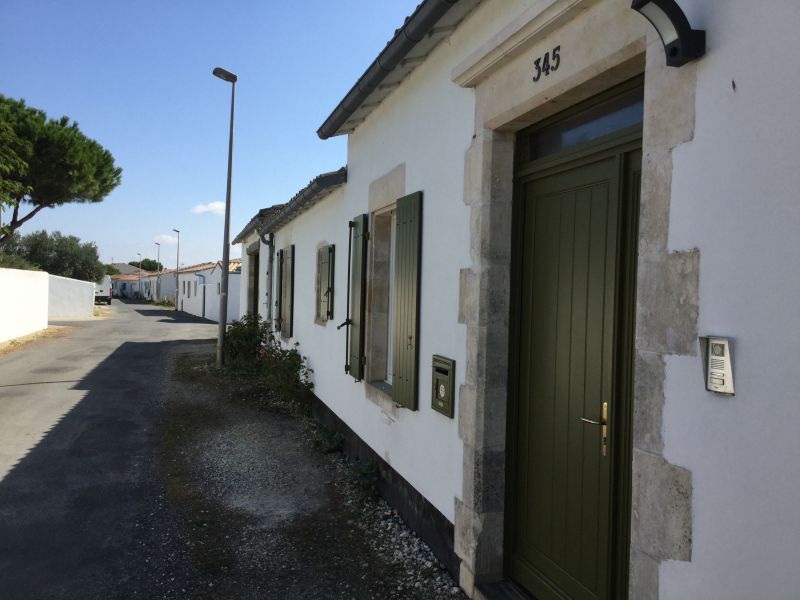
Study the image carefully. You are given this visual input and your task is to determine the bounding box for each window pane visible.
[527,87,643,161]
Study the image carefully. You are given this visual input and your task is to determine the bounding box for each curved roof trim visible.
[317,0,480,139]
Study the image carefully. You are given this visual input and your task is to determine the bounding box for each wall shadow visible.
[0,338,214,598]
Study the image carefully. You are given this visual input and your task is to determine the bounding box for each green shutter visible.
[275,249,283,333]
[392,192,422,410]
[327,244,335,320]
[317,245,334,322]
[348,215,368,380]
[281,245,294,339]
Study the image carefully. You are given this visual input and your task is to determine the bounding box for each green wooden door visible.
[508,151,631,600]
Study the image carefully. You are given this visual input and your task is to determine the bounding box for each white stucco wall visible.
[0,268,49,342]
[176,267,238,322]
[204,269,241,323]
[252,1,800,595]
[48,275,94,320]
[267,1,525,521]
[177,269,212,319]
[151,273,177,303]
[656,2,800,598]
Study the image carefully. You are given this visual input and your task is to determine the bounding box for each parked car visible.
[95,275,112,304]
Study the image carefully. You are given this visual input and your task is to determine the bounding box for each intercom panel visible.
[700,336,735,395]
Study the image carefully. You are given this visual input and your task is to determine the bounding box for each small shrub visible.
[155,298,175,308]
[260,339,314,406]
[223,314,270,373]
[353,461,380,501]
[222,315,314,406]
[309,421,344,454]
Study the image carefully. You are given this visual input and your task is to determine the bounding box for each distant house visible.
[111,271,154,298]
[175,262,216,315]
[172,260,240,322]
[205,259,241,323]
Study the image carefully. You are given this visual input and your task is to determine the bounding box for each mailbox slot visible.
[431,355,455,418]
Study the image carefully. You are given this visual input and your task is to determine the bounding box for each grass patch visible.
[0,326,72,357]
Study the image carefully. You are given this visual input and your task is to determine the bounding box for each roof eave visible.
[317,0,480,139]
[258,167,347,235]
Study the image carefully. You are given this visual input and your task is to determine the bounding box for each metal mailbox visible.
[431,355,455,418]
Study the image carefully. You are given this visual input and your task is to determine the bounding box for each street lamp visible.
[136,252,142,300]
[155,241,161,301]
[173,228,180,310]
[213,66,237,368]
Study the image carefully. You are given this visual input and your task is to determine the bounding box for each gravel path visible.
[160,350,466,599]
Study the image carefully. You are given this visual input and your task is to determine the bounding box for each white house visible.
[176,262,215,316]
[111,271,154,299]
[204,259,241,323]
[236,2,800,599]
[175,260,241,322]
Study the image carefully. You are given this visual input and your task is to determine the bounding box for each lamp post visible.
[155,241,161,301]
[173,228,180,310]
[136,252,142,300]
[212,66,237,368]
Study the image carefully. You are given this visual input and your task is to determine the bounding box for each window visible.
[366,207,396,388]
[193,281,197,296]
[182,281,185,295]
[275,245,295,338]
[217,282,220,295]
[345,192,422,410]
[315,244,335,323]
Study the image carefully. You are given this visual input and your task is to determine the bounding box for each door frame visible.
[505,80,642,599]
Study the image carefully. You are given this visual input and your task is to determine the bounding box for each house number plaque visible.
[532,45,561,82]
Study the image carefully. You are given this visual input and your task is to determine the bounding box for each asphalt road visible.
[0,300,217,599]
[0,300,463,600]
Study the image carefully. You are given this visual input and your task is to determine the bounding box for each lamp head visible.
[213,67,237,83]
[631,0,705,67]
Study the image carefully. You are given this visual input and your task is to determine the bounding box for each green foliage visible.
[155,297,175,308]
[223,314,314,404]
[128,258,162,272]
[260,339,314,405]
[3,230,104,282]
[224,313,272,373]
[311,423,344,454]
[0,121,30,233]
[104,263,121,275]
[0,252,40,271]
[352,461,380,501]
[0,95,122,246]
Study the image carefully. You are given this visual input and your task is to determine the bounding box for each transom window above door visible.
[522,85,644,162]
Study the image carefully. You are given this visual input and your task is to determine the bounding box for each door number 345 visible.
[532,46,561,82]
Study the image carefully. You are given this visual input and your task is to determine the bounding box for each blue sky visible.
[0,0,420,266]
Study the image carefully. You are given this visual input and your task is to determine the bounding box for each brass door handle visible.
[579,402,609,457]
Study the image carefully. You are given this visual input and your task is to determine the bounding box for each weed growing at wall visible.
[223,314,314,407]
[352,461,380,501]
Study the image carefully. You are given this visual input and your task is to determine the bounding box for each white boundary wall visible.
[0,268,49,343]
[48,274,95,320]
